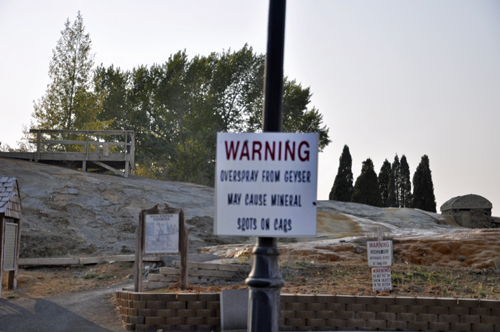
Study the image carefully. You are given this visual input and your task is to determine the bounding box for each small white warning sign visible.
[367,240,393,267]
[372,267,392,292]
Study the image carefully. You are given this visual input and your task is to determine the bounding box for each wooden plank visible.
[173,261,244,272]
[79,257,105,265]
[36,152,127,161]
[159,267,181,275]
[92,161,125,177]
[18,255,161,266]
[189,269,236,278]
[148,274,178,282]
[35,140,128,147]
[29,129,133,135]
[0,152,35,160]
[173,261,217,270]
[19,257,80,266]
[40,140,89,145]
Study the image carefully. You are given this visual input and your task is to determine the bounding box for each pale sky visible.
[1,0,499,215]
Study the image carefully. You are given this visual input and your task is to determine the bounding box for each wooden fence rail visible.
[0,129,135,177]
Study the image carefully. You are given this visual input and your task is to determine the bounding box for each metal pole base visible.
[245,237,285,332]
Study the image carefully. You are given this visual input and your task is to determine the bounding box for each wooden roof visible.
[0,177,22,219]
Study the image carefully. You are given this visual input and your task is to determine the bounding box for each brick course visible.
[116,291,500,331]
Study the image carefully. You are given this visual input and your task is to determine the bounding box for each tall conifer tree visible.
[329,145,354,201]
[411,155,437,212]
[400,155,412,208]
[378,159,391,206]
[386,155,400,207]
[351,158,383,207]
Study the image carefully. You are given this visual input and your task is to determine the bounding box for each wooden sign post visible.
[134,204,188,292]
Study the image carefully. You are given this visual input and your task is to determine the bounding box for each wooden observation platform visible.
[0,129,135,177]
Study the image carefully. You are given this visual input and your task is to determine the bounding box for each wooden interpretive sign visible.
[134,204,188,292]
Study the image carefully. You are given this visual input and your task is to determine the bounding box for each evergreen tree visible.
[400,155,412,207]
[351,158,383,207]
[329,145,354,202]
[411,155,437,212]
[32,12,108,131]
[386,155,400,207]
[378,159,391,206]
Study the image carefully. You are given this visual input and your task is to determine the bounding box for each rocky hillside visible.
[0,158,247,258]
[0,157,467,259]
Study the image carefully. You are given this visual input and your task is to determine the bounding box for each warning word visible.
[225,140,310,162]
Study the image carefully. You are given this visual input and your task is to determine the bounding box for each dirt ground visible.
[2,259,499,301]
[1,261,135,299]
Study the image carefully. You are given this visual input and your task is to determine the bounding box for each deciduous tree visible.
[94,46,330,185]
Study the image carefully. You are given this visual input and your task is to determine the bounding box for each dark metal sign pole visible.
[245,1,286,331]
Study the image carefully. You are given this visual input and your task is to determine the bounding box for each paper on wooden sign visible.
[144,214,179,254]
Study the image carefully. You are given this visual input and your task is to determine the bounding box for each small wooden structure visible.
[135,204,189,292]
[0,129,135,177]
[0,177,22,296]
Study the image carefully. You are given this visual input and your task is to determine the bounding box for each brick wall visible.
[116,291,500,331]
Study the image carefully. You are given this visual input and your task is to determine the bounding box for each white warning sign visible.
[367,240,393,267]
[372,267,392,292]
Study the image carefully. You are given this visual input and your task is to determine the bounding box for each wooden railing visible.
[29,129,135,177]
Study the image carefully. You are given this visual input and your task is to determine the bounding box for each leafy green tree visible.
[329,145,354,201]
[351,158,383,207]
[32,12,108,132]
[400,155,412,208]
[280,80,331,150]
[94,45,330,185]
[378,159,391,206]
[411,155,437,212]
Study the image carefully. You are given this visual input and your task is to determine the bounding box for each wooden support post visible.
[36,130,41,162]
[134,212,144,292]
[179,209,188,290]
[8,270,16,290]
